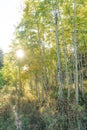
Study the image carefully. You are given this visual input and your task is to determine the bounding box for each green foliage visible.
[0,70,4,88]
[42,112,57,130]
[0,102,16,130]
[0,49,4,69]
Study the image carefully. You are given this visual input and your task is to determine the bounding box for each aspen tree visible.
[73,0,79,105]
[54,0,62,99]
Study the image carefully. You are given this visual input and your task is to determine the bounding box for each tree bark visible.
[73,0,79,105]
[55,9,62,99]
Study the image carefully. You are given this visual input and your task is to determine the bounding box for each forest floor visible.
[0,85,87,130]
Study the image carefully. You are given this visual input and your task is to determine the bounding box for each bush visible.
[0,103,16,130]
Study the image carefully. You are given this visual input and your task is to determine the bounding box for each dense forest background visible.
[0,0,87,129]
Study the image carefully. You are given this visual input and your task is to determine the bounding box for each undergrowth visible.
[0,86,87,130]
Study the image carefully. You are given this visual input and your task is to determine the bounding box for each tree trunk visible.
[37,23,45,104]
[58,8,70,99]
[73,0,79,105]
[55,9,62,99]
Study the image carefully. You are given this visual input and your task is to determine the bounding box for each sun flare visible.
[16,49,24,58]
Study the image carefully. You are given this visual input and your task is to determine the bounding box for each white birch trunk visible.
[55,11,62,99]
[73,0,79,105]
